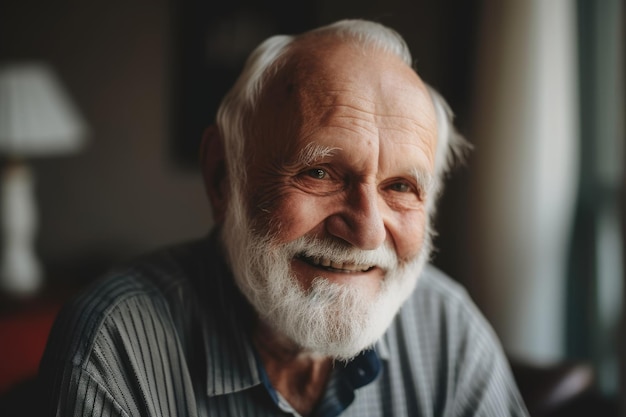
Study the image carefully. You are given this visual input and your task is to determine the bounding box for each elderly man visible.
[40,20,528,416]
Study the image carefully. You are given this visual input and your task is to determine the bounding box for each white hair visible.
[426,86,471,211]
[215,19,469,214]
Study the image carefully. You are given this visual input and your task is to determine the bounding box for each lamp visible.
[0,63,87,296]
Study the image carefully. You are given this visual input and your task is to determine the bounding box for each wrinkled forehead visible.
[269,38,427,101]
[248,38,438,154]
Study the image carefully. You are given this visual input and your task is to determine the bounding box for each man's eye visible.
[307,168,327,179]
[389,182,411,193]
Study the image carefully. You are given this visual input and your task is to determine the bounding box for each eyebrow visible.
[296,142,341,166]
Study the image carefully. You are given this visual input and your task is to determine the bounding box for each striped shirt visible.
[39,232,529,416]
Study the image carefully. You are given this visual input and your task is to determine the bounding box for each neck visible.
[253,320,333,416]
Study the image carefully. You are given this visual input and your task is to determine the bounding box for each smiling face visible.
[218,38,439,359]
[246,40,438,293]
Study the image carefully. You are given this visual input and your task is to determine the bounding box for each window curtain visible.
[468,0,579,363]
[567,0,624,396]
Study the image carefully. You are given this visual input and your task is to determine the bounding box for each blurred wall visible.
[0,0,211,271]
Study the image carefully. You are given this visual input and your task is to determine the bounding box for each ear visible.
[200,125,229,224]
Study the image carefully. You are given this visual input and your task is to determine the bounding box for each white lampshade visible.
[0,63,87,157]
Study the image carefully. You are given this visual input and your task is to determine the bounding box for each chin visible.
[276,255,423,361]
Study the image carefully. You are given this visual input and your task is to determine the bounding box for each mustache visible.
[281,236,399,271]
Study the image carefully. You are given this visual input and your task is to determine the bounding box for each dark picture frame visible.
[170,0,316,166]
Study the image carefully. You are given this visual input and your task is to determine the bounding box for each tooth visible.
[304,256,374,272]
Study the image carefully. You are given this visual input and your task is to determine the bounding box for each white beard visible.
[221,189,431,361]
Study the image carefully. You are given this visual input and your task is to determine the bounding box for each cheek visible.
[389,211,428,261]
[251,192,332,243]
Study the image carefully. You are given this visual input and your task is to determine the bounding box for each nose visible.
[325,183,386,250]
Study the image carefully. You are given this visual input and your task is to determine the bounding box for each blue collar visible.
[255,348,384,417]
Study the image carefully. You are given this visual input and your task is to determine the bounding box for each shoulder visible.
[39,238,216,416]
[379,265,528,415]
[386,263,503,366]
[403,264,484,327]
[41,238,210,371]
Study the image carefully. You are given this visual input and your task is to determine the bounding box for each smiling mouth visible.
[297,254,375,273]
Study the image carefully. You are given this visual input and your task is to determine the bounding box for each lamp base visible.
[0,161,42,296]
